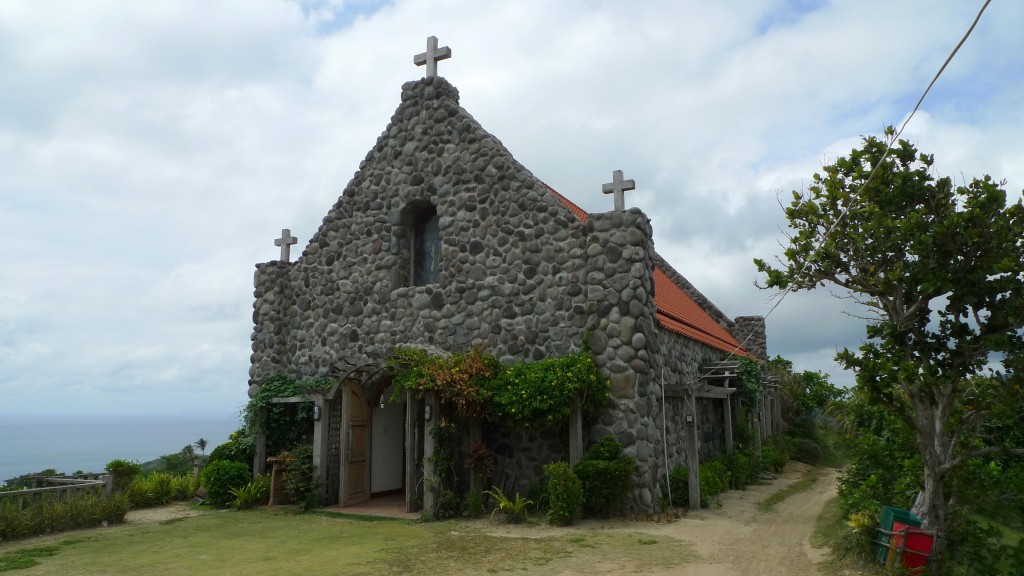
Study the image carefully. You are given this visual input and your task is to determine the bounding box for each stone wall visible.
[731,315,767,363]
[249,75,758,516]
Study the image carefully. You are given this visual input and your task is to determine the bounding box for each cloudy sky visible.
[2,0,1021,418]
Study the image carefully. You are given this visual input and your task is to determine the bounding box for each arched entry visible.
[370,386,405,495]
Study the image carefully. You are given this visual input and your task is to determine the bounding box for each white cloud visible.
[1,0,1021,415]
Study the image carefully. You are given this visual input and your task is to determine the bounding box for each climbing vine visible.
[388,345,609,428]
[242,373,332,456]
[736,358,763,407]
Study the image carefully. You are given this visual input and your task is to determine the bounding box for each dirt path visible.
[483,461,838,575]
[656,462,838,575]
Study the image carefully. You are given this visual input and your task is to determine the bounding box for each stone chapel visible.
[247,37,776,516]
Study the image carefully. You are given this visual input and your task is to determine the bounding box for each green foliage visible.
[105,459,142,492]
[723,452,753,489]
[242,374,331,457]
[389,346,609,428]
[760,442,788,473]
[0,493,129,541]
[465,490,485,517]
[425,420,461,520]
[484,486,532,523]
[208,429,253,466]
[573,436,637,518]
[230,474,270,510]
[942,514,1024,575]
[670,458,731,508]
[787,438,821,465]
[283,444,320,511]
[201,460,251,508]
[125,472,197,509]
[756,129,1024,536]
[544,461,583,526]
[736,358,762,406]
[154,446,197,477]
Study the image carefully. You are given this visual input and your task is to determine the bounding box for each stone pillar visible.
[583,208,661,514]
[732,316,768,363]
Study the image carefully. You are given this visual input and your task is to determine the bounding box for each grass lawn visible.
[0,508,692,575]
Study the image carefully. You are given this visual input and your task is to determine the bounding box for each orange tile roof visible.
[543,183,750,358]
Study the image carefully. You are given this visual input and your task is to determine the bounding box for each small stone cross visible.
[602,170,636,211]
[414,36,451,78]
[274,228,297,262]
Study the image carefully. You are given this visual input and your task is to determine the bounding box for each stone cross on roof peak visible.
[274,228,298,262]
[602,170,636,211]
[414,36,451,78]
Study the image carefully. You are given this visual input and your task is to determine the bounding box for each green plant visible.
[201,460,251,508]
[208,429,253,465]
[545,461,583,526]
[105,459,142,492]
[230,474,270,510]
[761,442,788,473]
[0,493,129,541]
[283,444,320,511]
[573,436,637,517]
[425,419,461,520]
[484,486,532,523]
[670,458,731,508]
[788,438,821,465]
[242,374,331,457]
[736,358,762,407]
[723,452,753,489]
[388,345,610,428]
[466,490,485,517]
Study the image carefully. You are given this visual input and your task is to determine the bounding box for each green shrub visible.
[125,472,197,508]
[230,474,270,510]
[484,486,532,523]
[788,438,821,465]
[208,429,254,465]
[670,458,731,508]
[283,444,320,511]
[105,459,142,492]
[699,459,729,507]
[201,460,251,507]
[0,493,129,541]
[545,461,583,526]
[761,442,788,472]
[724,452,753,489]
[573,436,637,517]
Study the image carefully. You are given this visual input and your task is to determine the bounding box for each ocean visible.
[0,413,241,484]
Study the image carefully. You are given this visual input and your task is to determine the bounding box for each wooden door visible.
[340,384,371,507]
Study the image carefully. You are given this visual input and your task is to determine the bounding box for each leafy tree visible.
[756,128,1024,552]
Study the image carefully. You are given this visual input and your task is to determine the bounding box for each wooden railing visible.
[0,475,113,511]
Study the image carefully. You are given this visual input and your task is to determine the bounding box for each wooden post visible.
[569,398,583,466]
[724,394,734,456]
[404,391,418,513]
[422,391,438,519]
[773,390,783,439]
[253,408,267,476]
[685,390,701,510]
[311,396,330,502]
[469,418,483,496]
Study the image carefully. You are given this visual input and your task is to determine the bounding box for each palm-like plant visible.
[194,438,208,456]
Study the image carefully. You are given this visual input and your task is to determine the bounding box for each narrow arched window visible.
[412,207,441,286]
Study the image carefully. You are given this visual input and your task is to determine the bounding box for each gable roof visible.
[545,184,751,358]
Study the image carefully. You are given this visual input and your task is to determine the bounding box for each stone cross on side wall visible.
[414,36,451,77]
[274,228,297,262]
[602,170,636,211]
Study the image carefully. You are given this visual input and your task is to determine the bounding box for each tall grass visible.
[125,472,198,509]
[0,493,129,541]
